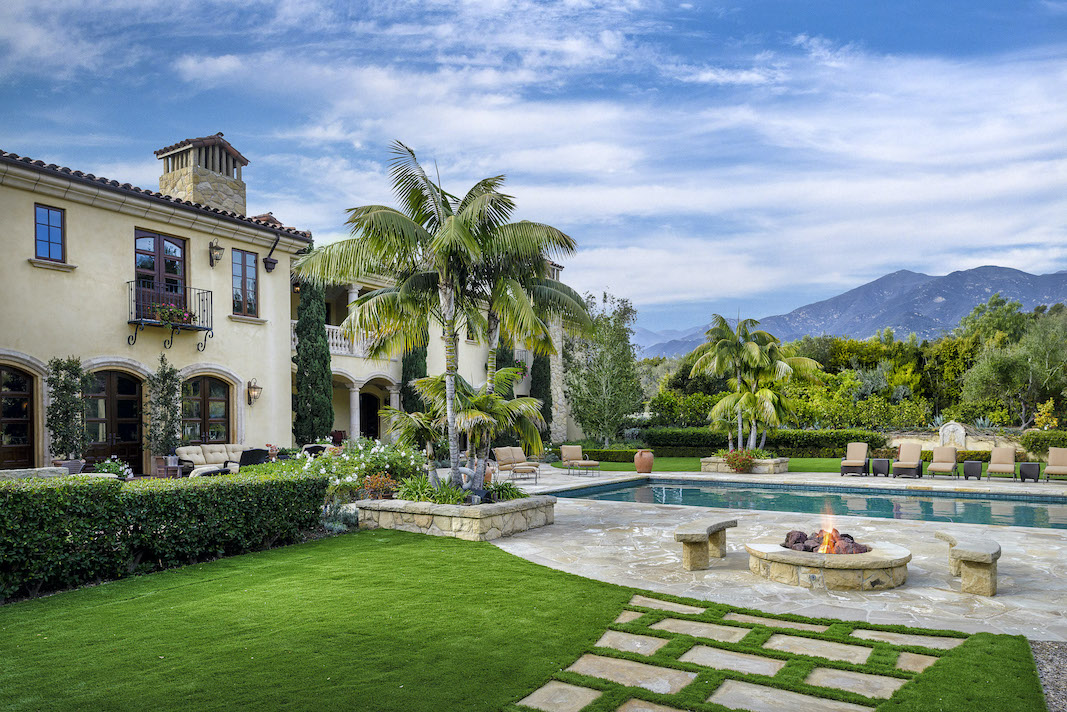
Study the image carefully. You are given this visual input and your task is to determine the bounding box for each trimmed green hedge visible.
[644,428,887,450]
[550,448,640,463]
[1019,430,1067,457]
[0,470,328,601]
[871,448,1026,463]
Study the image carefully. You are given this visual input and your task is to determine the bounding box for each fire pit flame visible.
[782,527,871,555]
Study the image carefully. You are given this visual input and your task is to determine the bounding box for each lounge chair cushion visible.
[560,445,583,463]
[1049,448,1067,468]
[225,444,249,461]
[1045,466,1067,476]
[573,460,599,467]
[844,442,868,462]
[895,461,920,469]
[897,443,922,461]
[986,463,1015,474]
[990,447,1015,466]
[841,460,867,467]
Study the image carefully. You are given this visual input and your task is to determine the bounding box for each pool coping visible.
[541,474,1067,504]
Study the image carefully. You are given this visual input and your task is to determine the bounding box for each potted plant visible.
[45,356,95,474]
[145,354,182,475]
[92,456,133,480]
[151,303,195,329]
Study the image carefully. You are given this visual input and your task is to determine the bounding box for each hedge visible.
[644,428,887,450]
[549,448,640,463]
[0,470,328,602]
[1019,430,1067,457]
[871,448,1026,463]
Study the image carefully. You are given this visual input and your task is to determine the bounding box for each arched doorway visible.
[0,365,34,469]
[182,376,231,444]
[360,393,380,440]
[84,370,143,472]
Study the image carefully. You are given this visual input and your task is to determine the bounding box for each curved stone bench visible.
[935,530,1001,596]
[675,518,737,571]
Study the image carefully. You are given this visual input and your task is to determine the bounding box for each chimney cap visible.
[154,133,249,165]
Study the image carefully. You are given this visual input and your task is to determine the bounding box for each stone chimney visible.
[154,132,248,215]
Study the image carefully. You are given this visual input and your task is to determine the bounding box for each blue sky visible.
[2,1,1065,333]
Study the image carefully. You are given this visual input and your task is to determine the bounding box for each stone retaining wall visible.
[348,495,556,541]
[700,457,789,474]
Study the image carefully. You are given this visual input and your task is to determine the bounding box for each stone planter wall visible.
[347,495,556,541]
[0,467,72,481]
[700,457,789,474]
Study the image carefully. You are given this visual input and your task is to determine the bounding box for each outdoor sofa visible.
[176,444,250,477]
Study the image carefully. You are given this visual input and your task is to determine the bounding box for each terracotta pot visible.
[634,449,654,474]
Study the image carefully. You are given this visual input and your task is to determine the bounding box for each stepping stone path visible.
[595,630,670,656]
[723,612,830,632]
[763,634,873,663]
[615,700,687,712]
[850,629,965,650]
[628,594,705,615]
[518,594,969,712]
[679,645,787,676]
[567,654,697,694]
[805,667,907,699]
[518,681,602,712]
[649,617,749,643]
[896,651,940,673]
[708,679,872,712]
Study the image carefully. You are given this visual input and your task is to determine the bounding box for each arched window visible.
[182,376,230,444]
[0,365,34,469]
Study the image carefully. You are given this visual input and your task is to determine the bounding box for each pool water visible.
[557,480,1067,530]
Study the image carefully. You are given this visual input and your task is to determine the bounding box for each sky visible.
[2,1,1065,333]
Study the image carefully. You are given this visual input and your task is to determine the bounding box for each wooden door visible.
[84,371,143,472]
[360,393,380,440]
[0,365,34,469]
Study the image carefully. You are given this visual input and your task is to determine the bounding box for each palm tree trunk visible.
[748,420,758,449]
[759,428,767,449]
[485,311,500,395]
[735,368,743,449]
[440,285,461,486]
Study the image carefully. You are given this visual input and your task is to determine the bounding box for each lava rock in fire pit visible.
[781,529,870,554]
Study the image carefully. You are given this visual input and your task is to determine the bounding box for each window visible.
[34,205,65,262]
[232,249,258,317]
[182,377,230,444]
[134,230,186,320]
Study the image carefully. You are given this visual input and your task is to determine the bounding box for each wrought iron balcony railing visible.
[127,281,213,351]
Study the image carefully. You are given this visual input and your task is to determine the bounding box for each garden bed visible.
[349,495,555,541]
[700,456,789,474]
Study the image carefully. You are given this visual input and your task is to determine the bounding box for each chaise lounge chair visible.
[560,445,600,477]
[892,442,924,478]
[926,446,959,478]
[985,447,1016,480]
[493,446,540,484]
[1044,447,1067,481]
[840,442,870,476]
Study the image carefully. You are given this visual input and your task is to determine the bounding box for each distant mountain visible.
[639,266,1067,357]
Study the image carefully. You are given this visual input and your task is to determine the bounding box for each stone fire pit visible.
[746,540,911,591]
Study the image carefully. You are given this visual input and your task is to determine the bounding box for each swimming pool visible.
[555,479,1067,529]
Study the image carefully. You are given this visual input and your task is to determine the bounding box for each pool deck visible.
[492,468,1067,640]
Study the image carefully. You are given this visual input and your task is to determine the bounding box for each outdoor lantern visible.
[208,238,225,268]
[247,378,263,406]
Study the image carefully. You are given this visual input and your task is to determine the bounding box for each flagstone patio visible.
[495,477,1067,640]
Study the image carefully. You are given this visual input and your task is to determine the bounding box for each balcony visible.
[290,320,369,358]
[127,281,213,351]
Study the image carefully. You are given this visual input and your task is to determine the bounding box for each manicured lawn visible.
[0,530,1048,711]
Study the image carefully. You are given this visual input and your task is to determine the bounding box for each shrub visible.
[714,448,776,460]
[1019,430,1067,457]
[870,448,1025,463]
[644,428,886,451]
[723,450,755,473]
[549,448,639,463]
[362,474,398,499]
[0,470,328,601]
[92,456,133,479]
[485,481,529,502]
[396,474,436,502]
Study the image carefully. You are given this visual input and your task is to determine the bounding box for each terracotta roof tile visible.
[0,149,311,242]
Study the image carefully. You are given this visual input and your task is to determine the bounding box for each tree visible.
[689,315,775,447]
[293,141,514,485]
[955,292,1029,346]
[145,354,181,457]
[530,353,553,429]
[45,356,94,460]
[563,293,643,447]
[400,340,428,413]
[293,278,333,445]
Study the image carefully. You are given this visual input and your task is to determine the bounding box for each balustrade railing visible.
[290,320,368,357]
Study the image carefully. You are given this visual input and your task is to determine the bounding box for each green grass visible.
[0,531,1047,712]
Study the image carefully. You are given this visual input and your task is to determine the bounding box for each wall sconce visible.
[247,378,263,406]
[209,238,225,268]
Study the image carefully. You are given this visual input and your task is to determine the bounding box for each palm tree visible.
[383,367,545,489]
[689,315,775,448]
[293,141,513,485]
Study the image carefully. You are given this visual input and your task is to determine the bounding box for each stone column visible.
[387,386,401,442]
[548,316,569,443]
[348,382,363,440]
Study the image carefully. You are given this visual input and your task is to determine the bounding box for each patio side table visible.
[871,458,891,477]
[963,460,982,480]
[1019,462,1041,482]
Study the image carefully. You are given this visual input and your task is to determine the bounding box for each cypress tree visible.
[401,344,428,413]
[293,280,333,445]
[530,353,553,430]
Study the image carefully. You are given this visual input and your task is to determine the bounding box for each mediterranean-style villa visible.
[0,134,570,474]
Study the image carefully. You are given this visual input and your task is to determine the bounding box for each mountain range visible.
[637,266,1067,357]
